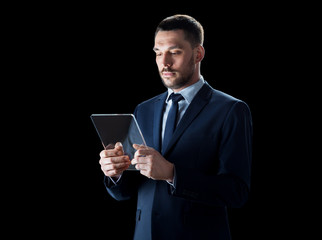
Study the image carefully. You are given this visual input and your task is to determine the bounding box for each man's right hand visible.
[99,142,131,178]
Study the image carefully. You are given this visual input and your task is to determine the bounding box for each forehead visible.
[154,30,190,49]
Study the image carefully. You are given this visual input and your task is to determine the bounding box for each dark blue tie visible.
[162,93,184,153]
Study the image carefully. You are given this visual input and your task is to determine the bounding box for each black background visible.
[7,2,312,239]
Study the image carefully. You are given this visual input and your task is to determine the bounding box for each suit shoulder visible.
[202,85,251,116]
[211,88,238,102]
[209,91,251,123]
[210,87,249,107]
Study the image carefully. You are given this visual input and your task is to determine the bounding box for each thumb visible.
[115,142,124,155]
[133,143,146,150]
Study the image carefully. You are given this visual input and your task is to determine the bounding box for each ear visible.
[195,45,205,63]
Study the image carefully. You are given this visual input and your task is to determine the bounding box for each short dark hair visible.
[155,14,204,48]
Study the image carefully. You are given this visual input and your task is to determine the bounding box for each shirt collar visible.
[166,76,205,104]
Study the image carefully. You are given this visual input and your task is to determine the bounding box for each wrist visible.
[165,163,175,182]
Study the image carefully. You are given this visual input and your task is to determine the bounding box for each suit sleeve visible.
[104,170,142,201]
[170,101,253,208]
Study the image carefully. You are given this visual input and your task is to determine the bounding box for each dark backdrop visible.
[11,3,305,239]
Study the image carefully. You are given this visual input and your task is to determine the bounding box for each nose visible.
[160,52,172,68]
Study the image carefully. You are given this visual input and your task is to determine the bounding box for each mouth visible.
[162,71,176,77]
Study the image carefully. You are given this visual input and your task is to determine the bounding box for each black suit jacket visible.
[105,81,253,240]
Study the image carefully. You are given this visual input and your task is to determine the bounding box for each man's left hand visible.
[131,144,174,182]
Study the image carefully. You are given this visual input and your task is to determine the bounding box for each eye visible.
[170,51,181,55]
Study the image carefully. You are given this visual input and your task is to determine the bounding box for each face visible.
[153,30,200,91]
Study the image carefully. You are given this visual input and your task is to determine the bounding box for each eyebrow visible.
[153,45,183,52]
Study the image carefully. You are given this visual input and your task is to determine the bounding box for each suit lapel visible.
[162,83,213,155]
[153,92,168,152]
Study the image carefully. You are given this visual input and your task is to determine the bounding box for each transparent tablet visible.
[90,114,146,171]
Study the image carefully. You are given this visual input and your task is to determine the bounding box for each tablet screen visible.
[90,114,146,171]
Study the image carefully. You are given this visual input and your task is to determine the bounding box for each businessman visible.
[99,14,253,240]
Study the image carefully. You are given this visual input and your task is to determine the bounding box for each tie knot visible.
[169,93,184,104]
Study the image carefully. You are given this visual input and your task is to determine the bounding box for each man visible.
[99,14,253,240]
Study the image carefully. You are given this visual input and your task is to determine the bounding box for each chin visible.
[162,78,176,88]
